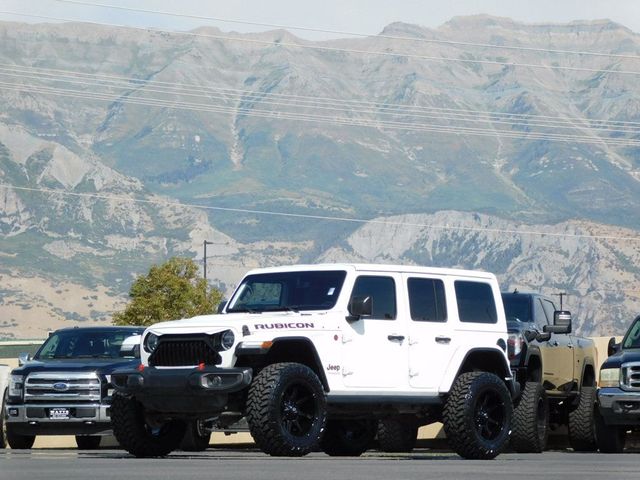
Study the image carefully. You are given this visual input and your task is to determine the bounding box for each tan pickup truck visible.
[502,291,598,453]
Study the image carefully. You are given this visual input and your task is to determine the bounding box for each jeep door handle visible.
[435,336,451,344]
[387,335,405,342]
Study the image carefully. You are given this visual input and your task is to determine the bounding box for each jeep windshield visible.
[35,328,145,360]
[227,270,347,313]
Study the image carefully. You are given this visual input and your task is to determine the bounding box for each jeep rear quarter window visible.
[455,281,498,324]
[408,278,447,322]
[350,276,396,320]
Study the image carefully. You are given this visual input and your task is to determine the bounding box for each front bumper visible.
[111,365,252,414]
[5,403,112,435]
[597,387,640,426]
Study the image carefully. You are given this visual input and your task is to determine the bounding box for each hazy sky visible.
[1,0,640,39]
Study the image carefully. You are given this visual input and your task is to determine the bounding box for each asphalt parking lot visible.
[1,448,639,480]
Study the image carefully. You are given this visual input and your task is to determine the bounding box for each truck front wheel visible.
[377,416,419,453]
[247,362,326,456]
[595,410,626,453]
[320,418,376,456]
[510,382,548,453]
[568,386,597,452]
[180,419,212,452]
[5,425,35,449]
[443,371,512,460]
[75,435,101,450]
[111,392,186,457]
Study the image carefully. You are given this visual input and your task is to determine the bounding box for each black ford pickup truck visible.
[596,315,640,453]
[4,326,144,449]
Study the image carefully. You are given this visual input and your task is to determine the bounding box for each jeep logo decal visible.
[254,322,315,330]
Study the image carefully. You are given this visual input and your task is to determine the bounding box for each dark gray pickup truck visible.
[596,315,640,453]
[4,326,143,449]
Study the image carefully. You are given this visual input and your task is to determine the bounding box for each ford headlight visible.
[599,368,620,388]
[9,374,24,398]
[144,333,159,353]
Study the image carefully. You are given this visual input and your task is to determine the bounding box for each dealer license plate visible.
[49,407,70,420]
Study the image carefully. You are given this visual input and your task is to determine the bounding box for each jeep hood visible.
[146,311,325,335]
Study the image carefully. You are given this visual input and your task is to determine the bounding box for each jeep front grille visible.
[621,362,640,391]
[24,371,101,404]
[149,338,221,367]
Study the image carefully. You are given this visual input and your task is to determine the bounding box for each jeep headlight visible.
[215,330,235,351]
[9,374,24,398]
[144,333,159,353]
[599,368,620,388]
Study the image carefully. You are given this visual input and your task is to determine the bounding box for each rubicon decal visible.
[254,322,315,330]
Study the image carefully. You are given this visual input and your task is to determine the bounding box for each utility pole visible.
[553,292,568,310]
[203,240,213,280]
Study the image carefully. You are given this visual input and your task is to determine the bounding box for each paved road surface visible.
[1,448,638,480]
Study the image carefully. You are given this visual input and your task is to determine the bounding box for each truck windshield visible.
[227,270,347,313]
[35,329,144,360]
[502,295,533,323]
[622,317,640,349]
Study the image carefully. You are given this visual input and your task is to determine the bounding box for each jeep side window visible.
[455,281,497,324]
[350,276,396,320]
[408,278,447,322]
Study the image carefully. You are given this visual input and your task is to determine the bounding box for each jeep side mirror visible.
[347,295,372,323]
[18,352,32,366]
[607,337,620,357]
[543,310,572,334]
[217,300,228,314]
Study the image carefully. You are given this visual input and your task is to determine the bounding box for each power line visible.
[4,62,640,131]
[54,0,640,62]
[2,11,640,77]
[3,65,640,136]
[5,81,640,147]
[2,183,640,242]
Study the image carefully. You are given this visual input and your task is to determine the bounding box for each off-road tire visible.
[111,391,186,458]
[595,409,626,453]
[568,386,597,452]
[377,417,419,453]
[443,372,512,460]
[75,435,101,450]
[510,382,548,453]
[180,420,211,452]
[5,424,35,449]
[320,418,376,456]
[246,362,326,457]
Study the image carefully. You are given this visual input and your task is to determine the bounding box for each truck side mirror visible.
[217,300,228,314]
[347,295,372,323]
[18,352,32,366]
[607,337,620,357]
[543,311,572,334]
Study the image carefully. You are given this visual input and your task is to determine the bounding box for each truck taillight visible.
[507,334,523,360]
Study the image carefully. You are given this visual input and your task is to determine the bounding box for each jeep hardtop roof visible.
[243,263,496,280]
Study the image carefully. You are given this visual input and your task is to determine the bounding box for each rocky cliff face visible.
[1,17,639,338]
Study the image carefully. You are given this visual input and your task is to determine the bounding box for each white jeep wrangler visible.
[111,263,516,459]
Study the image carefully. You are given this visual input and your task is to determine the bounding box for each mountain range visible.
[0,15,639,339]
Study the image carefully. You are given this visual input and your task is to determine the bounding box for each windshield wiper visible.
[228,307,261,314]
[263,306,300,313]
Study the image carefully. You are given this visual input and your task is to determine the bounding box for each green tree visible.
[113,257,223,327]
